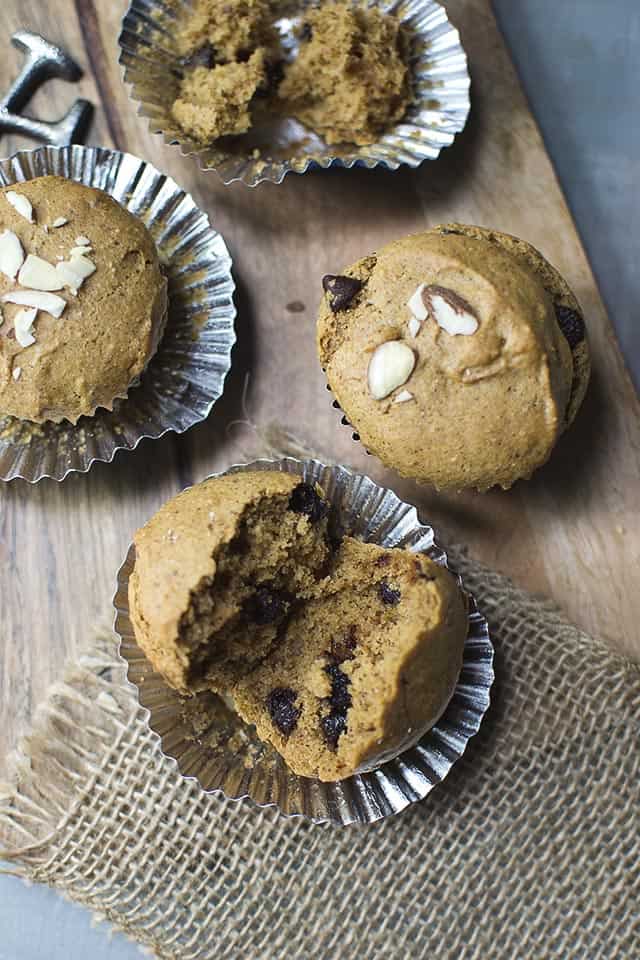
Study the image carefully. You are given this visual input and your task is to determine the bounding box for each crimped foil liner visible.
[0,145,235,482]
[118,0,471,186]
[115,457,494,826]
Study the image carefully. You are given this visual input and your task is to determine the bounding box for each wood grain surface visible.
[0,0,638,777]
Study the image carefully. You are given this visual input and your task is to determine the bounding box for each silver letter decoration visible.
[0,31,93,146]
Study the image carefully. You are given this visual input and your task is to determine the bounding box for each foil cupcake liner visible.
[114,457,494,826]
[0,145,236,483]
[118,0,471,186]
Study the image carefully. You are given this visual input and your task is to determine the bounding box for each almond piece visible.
[55,254,96,294]
[407,283,428,322]
[423,285,478,336]
[367,341,416,400]
[0,229,25,280]
[14,307,37,347]
[12,366,22,381]
[18,254,64,292]
[407,316,421,339]
[6,191,34,223]
[51,217,68,228]
[75,235,90,246]
[69,245,93,258]
[393,389,414,404]
[2,289,66,318]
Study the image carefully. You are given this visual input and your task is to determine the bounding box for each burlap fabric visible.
[1,545,639,959]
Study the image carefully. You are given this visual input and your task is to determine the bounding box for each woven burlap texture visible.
[1,546,639,960]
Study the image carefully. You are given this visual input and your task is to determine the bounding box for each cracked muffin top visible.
[0,176,167,424]
[317,224,590,491]
[129,470,468,780]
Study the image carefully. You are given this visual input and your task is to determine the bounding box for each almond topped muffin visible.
[318,224,590,491]
[0,176,167,424]
[129,471,468,781]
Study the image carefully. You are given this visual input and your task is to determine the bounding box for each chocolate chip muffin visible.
[129,471,468,781]
[277,1,411,146]
[0,177,167,424]
[170,0,411,147]
[170,0,279,142]
[317,225,590,491]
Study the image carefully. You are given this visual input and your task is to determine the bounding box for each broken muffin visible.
[128,470,468,781]
[278,1,411,146]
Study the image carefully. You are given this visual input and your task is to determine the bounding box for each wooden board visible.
[1,0,638,777]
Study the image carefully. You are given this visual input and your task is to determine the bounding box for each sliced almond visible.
[18,254,64,292]
[423,285,478,336]
[393,389,414,404]
[407,283,428,322]
[407,316,421,339]
[12,366,22,381]
[2,289,66,318]
[0,229,25,280]
[55,254,96,294]
[6,190,34,223]
[51,217,68,228]
[14,307,37,347]
[75,235,90,246]
[69,245,93,258]
[367,341,416,401]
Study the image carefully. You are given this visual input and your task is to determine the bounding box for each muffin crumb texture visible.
[170,0,410,146]
[278,1,410,145]
[0,176,167,424]
[129,472,467,781]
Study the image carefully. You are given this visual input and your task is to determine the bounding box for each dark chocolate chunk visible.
[322,274,363,313]
[266,687,301,736]
[320,659,352,749]
[245,585,288,625]
[379,580,401,605]
[288,482,328,523]
[180,42,216,70]
[555,304,585,350]
[329,626,357,664]
[321,711,347,748]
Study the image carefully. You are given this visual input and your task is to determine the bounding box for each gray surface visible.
[1,1,638,958]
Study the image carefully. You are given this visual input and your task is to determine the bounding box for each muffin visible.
[170,0,278,142]
[317,224,590,491]
[277,1,411,146]
[170,0,411,147]
[129,471,468,781]
[0,176,167,424]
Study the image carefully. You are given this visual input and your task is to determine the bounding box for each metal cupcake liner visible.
[0,145,235,482]
[114,457,494,826]
[118,0,471,186]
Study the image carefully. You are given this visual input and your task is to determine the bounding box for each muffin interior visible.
[177,483,331,688]
[168,481,466,781]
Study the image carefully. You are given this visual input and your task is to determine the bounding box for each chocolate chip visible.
[322,274,363,313]
[266,687,301,736]
[180,42,216,70]
[375,554,392,567]
[300,22,313,41]
[329,626,357,664]
[321,711,347,748]
[245,585,288,625]
[379,580,401,605]
[288,482,328,523]
[555,304,585,350]
[320,659,352,749]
